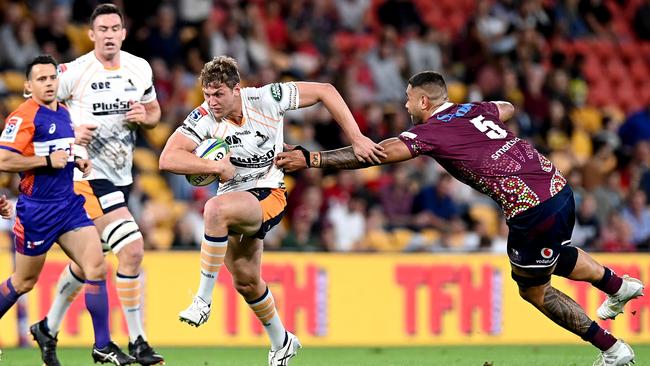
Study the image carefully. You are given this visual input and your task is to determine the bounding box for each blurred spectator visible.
[178,0,212,27]
[553,0,590,38]
[405,27,442,75]
[326,197,366,251]
[33,4,73,62]
[210,20,250,73]
[334,0,371,33]
[147,4,182,66]
[599,212,635,252]
[379,166,416,228]
[412,173,462,230]
[0,16,40,70]
[618,107,650,148]
[571,193,601,249]
[620,190,650,249]
[367,28,406,103]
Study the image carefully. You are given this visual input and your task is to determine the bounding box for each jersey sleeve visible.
[176,106,211,145]
[56,63,74,101]
[139,60,157,104]
[257,82,300,114]
[397,127,436,157]
[483,102,501,120]
[0,113,35,154]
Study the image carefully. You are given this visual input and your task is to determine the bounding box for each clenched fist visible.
[75,124,97,146]
[48,150,69,169]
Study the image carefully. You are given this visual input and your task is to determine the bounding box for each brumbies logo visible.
[541,248,553,259]
[270,83,282,102]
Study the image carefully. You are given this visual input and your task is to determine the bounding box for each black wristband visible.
[45,155,52,168]
[293,145,311,168]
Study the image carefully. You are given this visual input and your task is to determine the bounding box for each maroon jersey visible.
[398,102,566,219]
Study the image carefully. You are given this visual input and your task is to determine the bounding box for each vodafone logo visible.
[541,248,553,259]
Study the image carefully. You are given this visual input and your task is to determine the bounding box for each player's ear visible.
[23,81,32,98]
[233,83,241,96]
[88,28,95,42]
[121,28,126,41]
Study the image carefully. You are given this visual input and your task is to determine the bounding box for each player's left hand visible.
[0,195,13,219]
[275,149,308,173]
[351,135,386,164]
[125,100,146,125]
[75,158,92,178]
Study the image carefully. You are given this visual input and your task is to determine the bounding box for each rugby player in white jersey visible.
[30,4,164,365]
[159,56,384,366]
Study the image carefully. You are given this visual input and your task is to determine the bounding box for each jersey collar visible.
[430,102,454,117]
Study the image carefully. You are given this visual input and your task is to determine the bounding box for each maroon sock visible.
[594,267,623,296]
[582,321,617,351]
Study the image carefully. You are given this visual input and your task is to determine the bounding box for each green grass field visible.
[1,345,648,366]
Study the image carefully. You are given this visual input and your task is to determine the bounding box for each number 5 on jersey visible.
[469,115,507,139]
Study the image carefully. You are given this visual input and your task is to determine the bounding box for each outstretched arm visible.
[295,82,386,163]
[276,137,413,172]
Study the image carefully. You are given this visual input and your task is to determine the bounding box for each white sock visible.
[196,234,227,303]
[47,265,84,336]
[116,272,145,342]
[247,287,287,350]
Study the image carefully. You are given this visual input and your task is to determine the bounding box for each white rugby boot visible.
[268,332,301,366]
[597,275,644,320]
[593,340,635,366]
[179,296,211,327]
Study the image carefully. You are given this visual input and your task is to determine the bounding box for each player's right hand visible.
[49,150,69,169]
[74,124,97,146]
[0,195,13,219]
[216,152,235,182]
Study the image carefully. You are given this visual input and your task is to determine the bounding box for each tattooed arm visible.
[276,138,413,172]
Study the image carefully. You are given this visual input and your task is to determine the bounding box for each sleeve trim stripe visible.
[0,145,22,154]
[180,124,203,142]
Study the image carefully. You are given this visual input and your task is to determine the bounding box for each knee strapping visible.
[101,219,142,254]
[511,271,551,288]
[552,245,579,277]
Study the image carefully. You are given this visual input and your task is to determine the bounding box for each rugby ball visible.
[185,138,230,186]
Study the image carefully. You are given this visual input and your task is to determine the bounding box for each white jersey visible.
[57,51,157,186]
[177,82,300,194]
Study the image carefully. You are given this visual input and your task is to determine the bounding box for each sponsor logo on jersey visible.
[91,81,112,90]
[224,135,243,146]
[27,240,45,249]
[91,99,130,116]
[255,131,269,147]
[49,123,56,134]
[437,103,474,122]
[247,96,260,101]
[491,137,521,160]
[231,149,275,168]
[541,248,553,259]
[124,78,137,92]
[270,83,282,102]
[235,130,251,135]
[0,116,23,142]
[98,191,126,210]
[189,106,208,122]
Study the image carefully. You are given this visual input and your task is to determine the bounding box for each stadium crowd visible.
[0,0,649,253]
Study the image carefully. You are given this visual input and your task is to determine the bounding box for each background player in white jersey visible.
[30,5,164,366]
[158,56,384,366]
